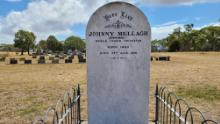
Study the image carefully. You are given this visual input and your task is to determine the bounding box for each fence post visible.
[77,84,81,124]
[155,84,159,124]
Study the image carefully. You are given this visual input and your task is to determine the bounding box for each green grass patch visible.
[17,103,44,116]
[177,85,220,101]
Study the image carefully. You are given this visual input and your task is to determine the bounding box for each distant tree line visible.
[1,24,219,54]
[11,30,85,55]
[152,24,220,52]
[0,44,19,52]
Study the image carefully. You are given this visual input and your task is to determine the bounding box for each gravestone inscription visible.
[87,2,151,124]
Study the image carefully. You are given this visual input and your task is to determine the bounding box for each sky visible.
[0,0,220,44]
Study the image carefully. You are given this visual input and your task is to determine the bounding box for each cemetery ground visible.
[0,52,220,123]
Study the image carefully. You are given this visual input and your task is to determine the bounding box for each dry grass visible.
[0,52,220,123]
[150,52,220,121]
[0,53,87,123]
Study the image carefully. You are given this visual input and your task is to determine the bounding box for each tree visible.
[38,40,47,52]
[46,35,64,52]
[190,30,201,51]
[151,24,220,52]
[0,44,19,52]
[56,41,64,51]
[180,24,194,51]
[166,33,181,52]
[184,24,194,32]
[151,39,167,52]
[201,26,220,51]
[169,40,181,52]
[14,30,36,55]
[151,39,159,52]
[64,36,85,51]
[26,32,36,54]
[46,35,58,52]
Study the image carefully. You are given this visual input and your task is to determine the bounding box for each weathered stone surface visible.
[86,2,151,124]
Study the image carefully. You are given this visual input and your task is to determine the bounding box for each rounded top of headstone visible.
[86,1,151,62]
[86,1,151,38]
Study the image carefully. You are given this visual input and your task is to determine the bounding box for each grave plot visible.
[151,56,170,61]
[10,58,18,64]
[65,58,72,63]
[52,58,59,64]
[24,59,32,64]
[38,55,45,64]
[78,54,86,63]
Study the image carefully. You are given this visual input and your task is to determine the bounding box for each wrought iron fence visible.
[155,84,219,124]
[33,85,81,124]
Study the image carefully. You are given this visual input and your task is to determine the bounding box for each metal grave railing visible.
[33,85,81,124]
[155,84,219,124]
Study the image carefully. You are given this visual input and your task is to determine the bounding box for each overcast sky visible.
[0,0,220,44]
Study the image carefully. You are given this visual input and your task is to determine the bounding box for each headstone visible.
[32,54,37,59]
[65,59,72,63]
[49,56,54,60]
[55,54,59,58]
[38,55,45,64]
[158,56,170,61]
[39,55,45,60]
[10,58,17,64]
[68,55,74,60]
[52,58,59,64]
[24,60,32,64]
[64,54,67,58]
[38,60,45,64]
[78,54,86,63]
[86,2,151,124]
[59,55,64,59]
